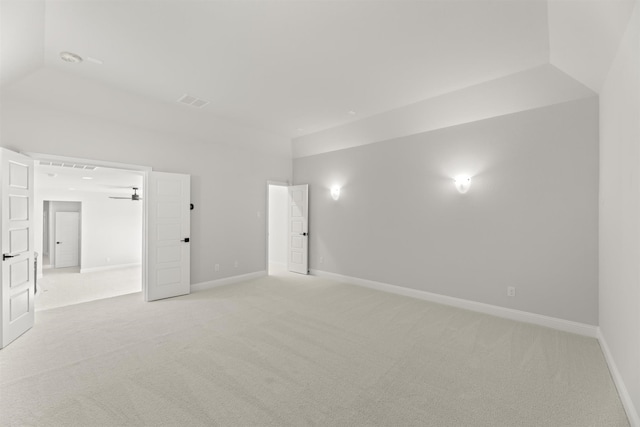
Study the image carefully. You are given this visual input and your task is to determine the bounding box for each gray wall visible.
[1,97,292,285]
[294,97,599,325]
[599,2,640,416]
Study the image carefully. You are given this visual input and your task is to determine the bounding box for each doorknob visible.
[299,232,308,236]
[181,238,190,243]
[56,242,62,244]
[2,254,16,261]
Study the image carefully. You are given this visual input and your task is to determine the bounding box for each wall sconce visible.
[454,176,471,194]
[330,185,341,200]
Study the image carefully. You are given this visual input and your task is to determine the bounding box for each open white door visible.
[288,184,308,275]
[0,148,35,348]
[145,171,190,302]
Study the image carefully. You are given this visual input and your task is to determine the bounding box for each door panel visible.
[54,212,80,268]
[1,148,35,348]
[146,171,190,302]
[288,184,308,274]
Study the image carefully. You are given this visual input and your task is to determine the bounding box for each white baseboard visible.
[80,263,141,274]
[191,270,267,292]
[597,329,640,427]
[311,269,598,338]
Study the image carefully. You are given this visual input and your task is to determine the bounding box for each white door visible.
[0,148,35,348]
[288,184,308,274]
[54,211,79,268]
[146,171,190,302]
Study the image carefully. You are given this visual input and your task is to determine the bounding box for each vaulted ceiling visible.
[1,0,637,154]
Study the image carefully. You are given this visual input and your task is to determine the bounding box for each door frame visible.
[265,180,289,275]
[24,152,151,297]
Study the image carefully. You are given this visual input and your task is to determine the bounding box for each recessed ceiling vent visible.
[177,94,210,108]
[39,161,97,170]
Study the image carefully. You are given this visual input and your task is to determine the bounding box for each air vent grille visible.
[39,161,97,170]
[177,93,210,108]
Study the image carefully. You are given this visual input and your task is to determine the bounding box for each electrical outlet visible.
[319,256,324,264]
[214,264,220,272]
[507,286,516,297]
[234,260,238,268]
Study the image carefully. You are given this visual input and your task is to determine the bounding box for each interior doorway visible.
[43,201,81,269]
[35,160,144,311]
[267,183,288,275]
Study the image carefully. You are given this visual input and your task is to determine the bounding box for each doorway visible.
[35,160,144,310]
[267,183,288,275]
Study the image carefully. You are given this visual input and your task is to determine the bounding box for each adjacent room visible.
[0,0,638,426]
[35,161,143,310]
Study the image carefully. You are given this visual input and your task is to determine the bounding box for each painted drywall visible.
[548,0,636,92]
[599,1,640,421]
[0,0,45,86]
[292,64,595,158]
[37,188,143,273]
[268,185,288,266]
[46,201,81,268]
[294,97,599,325]
[0,96,292,284]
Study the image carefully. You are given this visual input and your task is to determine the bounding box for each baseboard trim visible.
[191,271,267,292]
[597,329,639,427]
[80,263,141,274]
[311,269,598,338]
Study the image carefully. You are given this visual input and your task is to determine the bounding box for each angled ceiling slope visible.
[1,0,637,157]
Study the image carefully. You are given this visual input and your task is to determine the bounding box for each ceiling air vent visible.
[39,161,98,170]
[177,94,210,108]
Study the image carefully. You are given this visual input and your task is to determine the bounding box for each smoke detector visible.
[60,51,83,63]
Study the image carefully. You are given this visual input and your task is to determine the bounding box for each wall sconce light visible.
[330,185,341,200]
[454,176,471,194]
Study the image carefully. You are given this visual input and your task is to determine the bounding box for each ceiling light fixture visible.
[59,51,83,63]
[81,177,93,180]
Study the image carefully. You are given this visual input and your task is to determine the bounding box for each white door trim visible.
[265,180,289,275]
[24,152,151,300]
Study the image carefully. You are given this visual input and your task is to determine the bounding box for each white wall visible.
[294,97,599,325]
[0,96,292,284]
[599,2,640,423]
[36,187,143,273]
[268,185,288,266]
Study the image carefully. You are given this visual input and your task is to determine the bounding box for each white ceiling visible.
[40,0,550,137]
[1,0,637,153]
[36,162,143,195]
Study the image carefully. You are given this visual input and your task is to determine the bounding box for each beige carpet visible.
[37,266,142,311]
[0,272,629,426]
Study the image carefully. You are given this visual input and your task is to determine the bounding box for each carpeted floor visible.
[36,266,141,311]
[0,271,629,426]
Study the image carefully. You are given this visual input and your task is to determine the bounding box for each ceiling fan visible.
[109,187,142,201]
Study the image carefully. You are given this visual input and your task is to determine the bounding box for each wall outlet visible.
[234,260,238,268]
[507,286,516,297]
[214,264,220,272]
[319,256,324,264]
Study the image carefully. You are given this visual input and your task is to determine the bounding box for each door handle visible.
[56,241,62,244]
[299,232,308,236]
[3,254,16,261]
[181,238,190,243]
